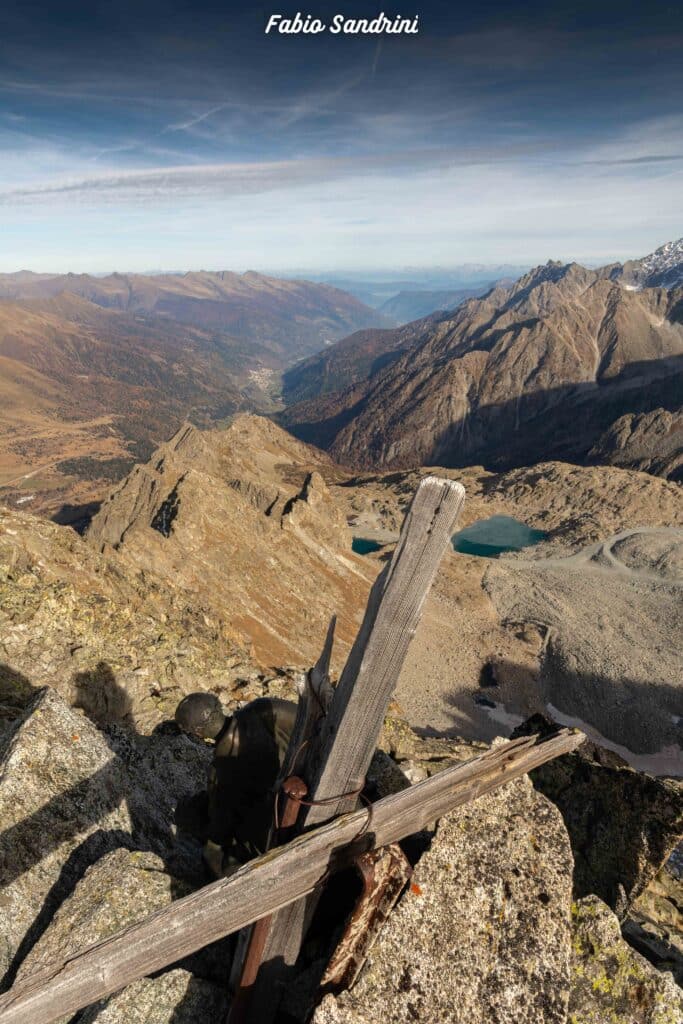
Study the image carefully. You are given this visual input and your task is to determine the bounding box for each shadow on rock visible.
[0,665,217,1008]
[511,714,683,919]
[72,662,133,729]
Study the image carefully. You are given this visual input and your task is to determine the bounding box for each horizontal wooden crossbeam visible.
[0,728,583,1024]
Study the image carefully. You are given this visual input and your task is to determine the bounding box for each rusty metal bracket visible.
[321,843,413,993]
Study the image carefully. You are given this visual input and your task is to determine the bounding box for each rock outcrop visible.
[15,849,186,983]
[313,742,682,1024]
[569,896,682,1024]
[625,859,683,985]
[0,689,136,980]
[16,851,229,1019]
[1,682,681,1024]
[314,769,575,1024]
[0,688,209,983]
[513,718,683,916]
[79,970,228,1024]
[85,416,373,674]
[590,408,683,482]
[0,499,263,733]
[15,849,230,1022]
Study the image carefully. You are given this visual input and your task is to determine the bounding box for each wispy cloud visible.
[276,68,368,129]
[1,118,680,209]
[584,154,683,166]
[161,103,229,134]
[0,143,562,205]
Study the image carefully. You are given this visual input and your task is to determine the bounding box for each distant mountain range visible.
[305,265,530,310]
[0,269,383,517]
[378,284,500,324]
[2,241,681,521]
[0,269,384,364]
[280,240,683,478]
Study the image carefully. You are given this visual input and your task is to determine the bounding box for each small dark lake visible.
[452,515,547,558]
[352,537,383,555]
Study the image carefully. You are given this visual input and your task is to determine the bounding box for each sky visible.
[0,0,681,273]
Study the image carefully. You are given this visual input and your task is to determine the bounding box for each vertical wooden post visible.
[242,476,465,1022]
[227,616,337,1018]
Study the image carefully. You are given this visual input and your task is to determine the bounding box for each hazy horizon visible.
[0,245,675,280]
[1,1,681,273]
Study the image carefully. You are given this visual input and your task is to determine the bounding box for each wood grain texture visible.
[0,729,584,1024]
[306,476,466,825]
[247,477,465,1019]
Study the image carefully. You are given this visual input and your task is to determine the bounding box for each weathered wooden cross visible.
[0,477,584,1024]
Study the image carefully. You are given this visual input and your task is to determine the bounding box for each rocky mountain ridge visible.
[281,259,683,474]
[0,268,384,359]
[85,416,376,676]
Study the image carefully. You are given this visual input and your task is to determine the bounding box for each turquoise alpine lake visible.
[352,537,383,555]
[451,515,547,558]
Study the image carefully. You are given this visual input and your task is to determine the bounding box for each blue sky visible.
[0,1,681,272]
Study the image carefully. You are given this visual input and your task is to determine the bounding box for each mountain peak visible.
[640,237,683,264]
[619,238,683,290]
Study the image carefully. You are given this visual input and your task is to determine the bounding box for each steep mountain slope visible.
[0,269,383,364]
[283,261,683,472]
[0,270,382,516]
[282,284,510,405]
[0,294,256,519]
[589,408,683,482]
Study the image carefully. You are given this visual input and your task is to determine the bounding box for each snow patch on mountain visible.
[621,237,683,289]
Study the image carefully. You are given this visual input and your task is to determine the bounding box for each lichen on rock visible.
[569,895,683,1024]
